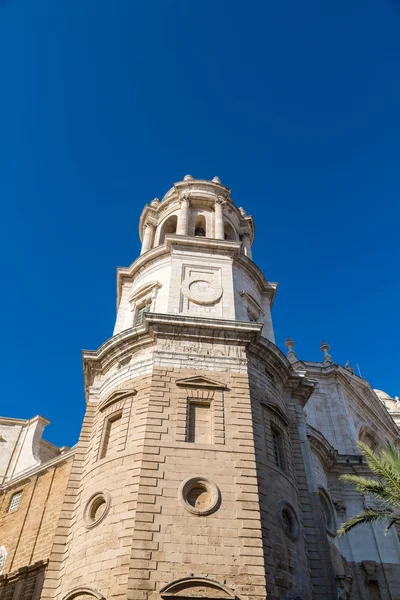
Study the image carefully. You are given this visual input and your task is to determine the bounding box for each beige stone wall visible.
[250,383,312,599]
[42,364,270,600]
[0,459,72,600]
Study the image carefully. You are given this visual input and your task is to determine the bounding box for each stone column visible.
[214,198,225,240]
[176,195,190,236]
[241,231,252,259]
[141,221,155,255]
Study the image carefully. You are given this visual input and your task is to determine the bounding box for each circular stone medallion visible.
[178,476,220,516]
[181,277,223,305]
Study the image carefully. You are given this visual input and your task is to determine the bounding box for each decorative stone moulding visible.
[83,491,111,529]
[181,276,223,306]
[160,577,235,598]
[63,588,105,600]
[98,388,137,412]
[178,476,221,516]
[277,500,300,542]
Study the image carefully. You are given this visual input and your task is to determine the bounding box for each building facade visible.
[0,175,399,600]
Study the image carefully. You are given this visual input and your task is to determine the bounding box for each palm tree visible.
[337,441,400,536]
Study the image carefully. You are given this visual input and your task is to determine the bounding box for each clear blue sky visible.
[1,0,399,448]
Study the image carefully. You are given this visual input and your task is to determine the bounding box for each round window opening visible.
[84,491,111,529]
[179,477,220,516]
[278,501,300,542]
[282,509,292,533]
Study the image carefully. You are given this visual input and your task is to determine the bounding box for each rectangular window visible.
[187,401,211,444]
[100,412,122,459]
[9,491,22,512]
[271,426,286,471]
[135,301,151,327]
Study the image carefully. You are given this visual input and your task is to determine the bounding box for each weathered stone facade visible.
[0,176,399,600]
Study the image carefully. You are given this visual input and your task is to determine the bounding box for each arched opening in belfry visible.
[194,214,206,237]
[224,221,237,241]
[159,214,178,245]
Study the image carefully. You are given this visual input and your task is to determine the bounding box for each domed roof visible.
[374,389,392,401]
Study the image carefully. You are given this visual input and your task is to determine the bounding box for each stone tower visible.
[40,176,339,600]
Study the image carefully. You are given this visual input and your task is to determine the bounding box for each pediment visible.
[98,388,137,411]
[160,577,235,598]
[129,280,161,303]
[262,402,289,426]
[176,377,227,391]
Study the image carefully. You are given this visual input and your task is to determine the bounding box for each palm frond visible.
[384,515,400,535]
[339,474,400,508]
[358,442,400,493]
[337,508,396,536]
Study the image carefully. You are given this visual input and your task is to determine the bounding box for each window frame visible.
[0,546,7,574]
[99,409,123,460]
[186,398,213,444]
[262,402,290,475]
[318,487,336,536]
[271,424,286,471]
[8,491,22,513]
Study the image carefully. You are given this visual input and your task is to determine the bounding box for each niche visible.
[224,221,237,240]
[100,411,122,459]
[159,214,178,244]
[194,214,206,237]
[187,400,212,443]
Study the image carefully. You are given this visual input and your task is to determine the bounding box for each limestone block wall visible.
[42,353,270,600]
[305,381,359,454]
[113,257,172,335]
[248,367,312,600]
[42,376,152,600]
[305,370,399,456]
[233,267,274,342]
[0,458,72,600]
[127,366,267,600]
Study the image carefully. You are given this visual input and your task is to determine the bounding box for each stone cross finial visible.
[320,341,333,365]
[285,338,298,363]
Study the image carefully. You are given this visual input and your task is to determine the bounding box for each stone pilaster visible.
[176,195,190,236]
[141,222,155,255]
[214,198,225,240]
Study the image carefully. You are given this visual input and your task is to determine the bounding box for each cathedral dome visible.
[374,389,392,401]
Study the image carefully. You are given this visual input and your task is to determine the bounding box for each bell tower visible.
[42,177,336,600]
[114,175,276,341]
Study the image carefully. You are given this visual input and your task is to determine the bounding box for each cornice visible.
[145,313,263,344]
[248,336,316,405]
[82,314,264,401]
[293,361,399,438]
[306,425,371,474]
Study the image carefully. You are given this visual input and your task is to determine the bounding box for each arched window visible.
[271,425,286,471]
[262,403,289,474]
[194,214,206,237]
[224,221,237,241]
[159,215,178,245]
[318,488,335,533]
